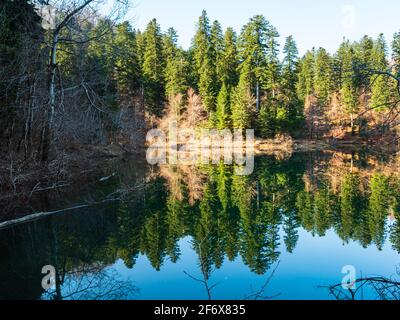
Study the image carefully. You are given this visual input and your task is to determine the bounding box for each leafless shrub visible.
[42,264,138,300]
[323,273,400,300]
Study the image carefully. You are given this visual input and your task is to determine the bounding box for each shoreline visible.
[0,138,396,210]
[0,139,399,226]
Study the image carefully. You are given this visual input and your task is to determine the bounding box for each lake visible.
[1,150,400,300]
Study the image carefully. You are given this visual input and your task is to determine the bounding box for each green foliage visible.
[297,50,315,100]
[355,35,374,76]
[219,28,239,87]
[283,211,299,253]
[340,173,363,241]
[113,22,141,96]
[393,32,400,76]
[296,191,314,232]
[367,174,390,250]
[314,48,333,104]
[163,28,189,98]
[237,15,270,92]
[265,25,280,98]
[280,36,303,132]
[235,16,282,135]
[135,30,146,68]
[282,36,299,90]
[231,67,254,129]
[257,103,276,138]
[85,20,142,110]
[339,41,359,115]
[370,34,391,111]
[216,83,231,129]
[210,20,224,87]
[165,195,186,262]
[142,19,165,115]
[314,188,333,236]
[193,10,217,112]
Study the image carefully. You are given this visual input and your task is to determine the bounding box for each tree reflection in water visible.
[1,151,400,299]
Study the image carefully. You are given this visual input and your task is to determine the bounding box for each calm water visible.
[1,151,400,300]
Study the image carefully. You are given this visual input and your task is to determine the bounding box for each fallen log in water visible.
[0,199,118,231]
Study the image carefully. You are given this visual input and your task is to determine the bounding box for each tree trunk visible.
[350,113,354,136]
[256,81,260,111]
[41,33,59,164]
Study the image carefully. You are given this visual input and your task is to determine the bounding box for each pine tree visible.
[135,30,146,68]
[314,188,333,236]
[231,63,254,129]
[265,25,280,98]
[238,15,277,135]
[257,103,276,138]
[283,209,299,253]
[297,49,315,101]
[210,20,224,88]
[356,35,374,68]
[199,59,217,112]
[282,36,299,87]
[370,34,391,111]
[163,28,189,98]
[314,48,333,105]
[393,32,400,75]
[258,25,287,134]
[216,83,230,129]
[281,36,302,130]
[339,41,359,126]
[353,35,374,88]
[163,27,178,60]
[367,174,390,250]
[113,22,141,97]
[340,173,363,241]
[193,11,210,78]
[193,10,217,112]
[220,27,239,87]
[296,191,314,232]
[142,18,165,116]
[238,15,270,94]
[86,19,116,97]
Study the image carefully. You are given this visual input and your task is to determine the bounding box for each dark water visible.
[1,151,400,300]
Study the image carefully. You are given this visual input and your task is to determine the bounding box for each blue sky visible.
[124,0,400,56]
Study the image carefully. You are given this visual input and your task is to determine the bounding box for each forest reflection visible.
[1,151,400,299]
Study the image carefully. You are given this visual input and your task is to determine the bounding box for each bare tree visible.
[32,0,129,163]
[354,67,400,144]
[242,261,281,300]
[42,264,138,300]
[322,276,400,300]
